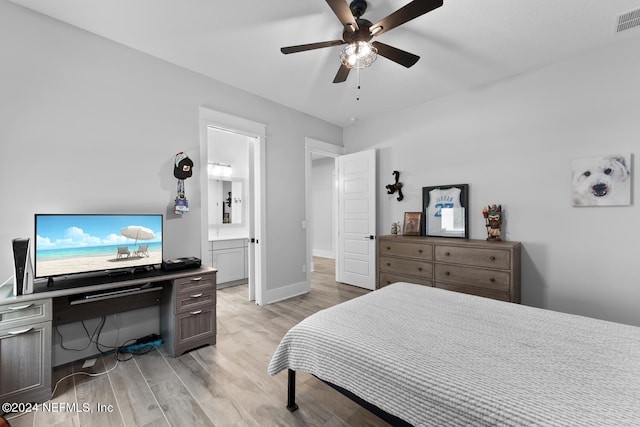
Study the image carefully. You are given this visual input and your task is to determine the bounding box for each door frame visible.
[304,138,344,288]
[199,107,266,304]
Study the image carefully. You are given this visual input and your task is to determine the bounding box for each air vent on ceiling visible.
[616,8,640,33]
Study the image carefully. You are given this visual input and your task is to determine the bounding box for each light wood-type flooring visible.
[6,257,390,427]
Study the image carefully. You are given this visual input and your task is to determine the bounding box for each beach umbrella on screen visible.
[120,225,155,245]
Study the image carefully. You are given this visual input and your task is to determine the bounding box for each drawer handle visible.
[489,278,496,282]
[190,277,203,282]
[418,249,423,253]
[190,293,203,298]
[386,263,391,266]
[386,246,391,250]
[190,310,203,315]
[418,267,423,271]
[8,303,34,311]
[8,327,33,335]
[445,271,450,276]
[445,252,450,256]
[489,256,496,261]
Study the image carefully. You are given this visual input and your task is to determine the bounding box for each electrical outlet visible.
[302,265,307,273]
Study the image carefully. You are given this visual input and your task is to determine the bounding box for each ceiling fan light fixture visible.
[340,41,377,69]
[370,25,383,35]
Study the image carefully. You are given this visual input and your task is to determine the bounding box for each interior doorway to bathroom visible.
[200,108,266,304]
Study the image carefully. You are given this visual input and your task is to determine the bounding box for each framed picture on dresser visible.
[422,184,469,238]
[402,212,422,236]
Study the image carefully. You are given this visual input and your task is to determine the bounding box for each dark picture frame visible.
[422,184,469,239]
[402,212,422,236]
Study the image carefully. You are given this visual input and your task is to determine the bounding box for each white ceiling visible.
[10,0,640,127]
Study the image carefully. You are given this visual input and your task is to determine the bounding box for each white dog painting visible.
[571,154,631,206]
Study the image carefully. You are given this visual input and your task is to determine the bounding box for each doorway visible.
[199,108,266,304]
[305,138,344,288]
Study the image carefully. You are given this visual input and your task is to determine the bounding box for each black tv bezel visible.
[33,213,164,282]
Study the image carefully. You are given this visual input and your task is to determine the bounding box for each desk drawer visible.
[174,273,216,294]
[379,241,432,260]
[175,289,216,314]
[175,307,216,347]
[0,299,52,329]
[434,264,510,292]
[435,246,510,269]
[379,256,432,278]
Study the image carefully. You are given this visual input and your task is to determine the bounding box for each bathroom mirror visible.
[208,179,243,225]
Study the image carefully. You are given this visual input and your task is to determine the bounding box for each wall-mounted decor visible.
[402,212,422,236]
[571,154,631,206]
[422,184,469,239]
[385,170,404,201]
[482,204,503,241]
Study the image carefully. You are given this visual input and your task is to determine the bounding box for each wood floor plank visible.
[108,354,169,427]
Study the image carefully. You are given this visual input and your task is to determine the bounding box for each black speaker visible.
[12,238,34,295]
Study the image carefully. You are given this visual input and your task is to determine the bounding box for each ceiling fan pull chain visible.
[356,67,361,101]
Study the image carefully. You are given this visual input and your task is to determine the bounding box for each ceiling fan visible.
[280,0,443,83]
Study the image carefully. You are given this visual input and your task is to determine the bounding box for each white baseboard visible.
[263,280,309,305]
[312,249,334,259]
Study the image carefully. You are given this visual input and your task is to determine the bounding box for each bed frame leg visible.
[287,369,299,412]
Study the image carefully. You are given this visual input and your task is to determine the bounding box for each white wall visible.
[345,35,640,327]
[0,0,342,362]
[311,157,335,258]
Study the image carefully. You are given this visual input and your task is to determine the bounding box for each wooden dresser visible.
[377,235,521,303]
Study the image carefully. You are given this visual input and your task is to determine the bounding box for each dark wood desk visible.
[0,267,216,405]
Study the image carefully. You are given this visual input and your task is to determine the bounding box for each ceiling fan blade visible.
[333,63,350,83]
[325,0,359,31]
[369,0,443,37]
[372,41,420,68]
[281,40,345,54]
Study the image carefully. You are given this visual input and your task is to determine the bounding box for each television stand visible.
[0,266,216,406]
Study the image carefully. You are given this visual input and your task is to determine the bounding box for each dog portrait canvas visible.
[571,154,631,206]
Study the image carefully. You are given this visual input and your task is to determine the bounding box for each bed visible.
[268,282,640,426]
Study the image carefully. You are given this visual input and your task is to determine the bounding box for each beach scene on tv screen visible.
[35,215,162,278]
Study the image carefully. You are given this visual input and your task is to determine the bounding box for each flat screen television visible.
[34,214,163,283]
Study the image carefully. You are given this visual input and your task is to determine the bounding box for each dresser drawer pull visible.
[418,267,423,271]
[489,278,496,282]
[7,327,33,335]
[386,246,391,250]
[418,249,423,253]
[190,310,203,315]
[190,293,204,298]
[489,256,496,261]
[190,277,203,282]
[8,303,34,311]
[445,252,450,256]
[445,271,450,276]
[386,263,391,266]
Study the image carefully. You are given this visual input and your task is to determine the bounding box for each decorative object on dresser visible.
[402,212,422,236]
[385,170,404,201]
[377,235,521,302]
[390,221,401,235]
[482,204,503,241]
[422,184,469,239]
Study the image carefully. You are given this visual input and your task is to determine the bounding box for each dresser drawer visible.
[174,273,216,294]
[379,256,432,278]
[0,299,52,329]
[175,289,216,314]
[379,241,432,260]
[434,264,510,291]
[379,272,432,289]
[435,245,510,270]
[436,283,511,302]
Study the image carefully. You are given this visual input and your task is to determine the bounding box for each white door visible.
[336,149,376,290]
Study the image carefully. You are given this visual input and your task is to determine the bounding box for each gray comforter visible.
[268,282,640,426]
